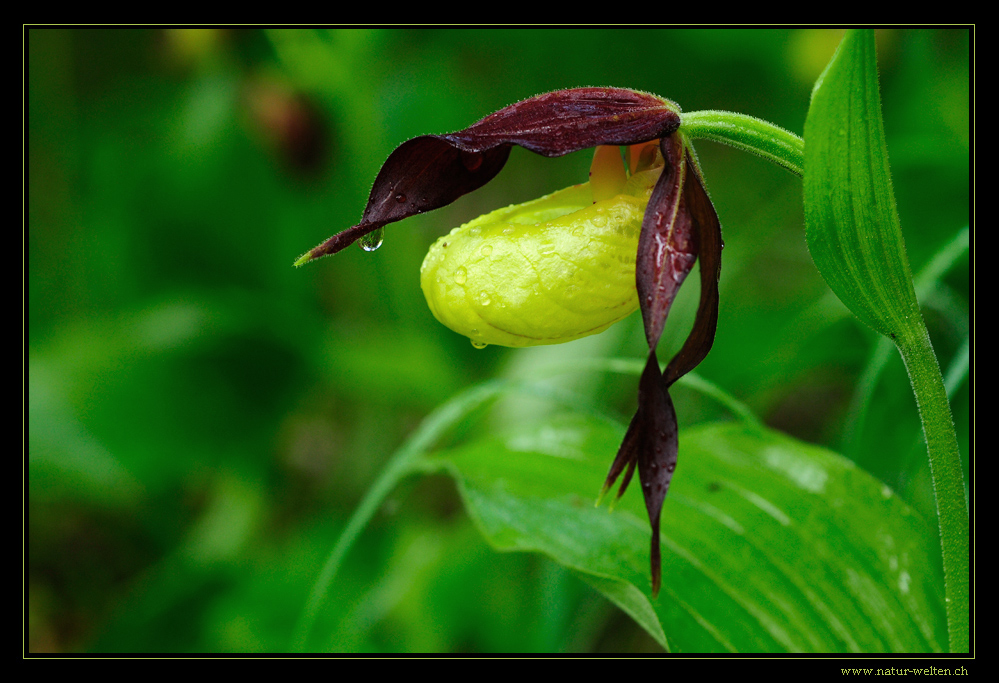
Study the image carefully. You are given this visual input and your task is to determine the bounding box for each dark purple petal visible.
[601,412,641,503]
[600,351,680,598]
[299,139,511,262]
[635,351,679,598]
[617,458,638,501]
[636,135,698,350]
[662,150,723,388]
[445,88,680,158]
[605,132,722,597]
[296,88,680,264]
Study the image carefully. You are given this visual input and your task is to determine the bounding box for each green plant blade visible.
[804,29,921,340]
[426,415,946,653]
[804,29,967,653]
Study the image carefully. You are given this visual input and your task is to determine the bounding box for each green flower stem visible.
[681,110,804,177]
[895,323,969,653]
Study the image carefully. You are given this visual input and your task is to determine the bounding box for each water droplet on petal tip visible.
[358,227,384,252]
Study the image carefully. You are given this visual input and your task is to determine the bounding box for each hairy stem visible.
[680,110,804,176]
[895,324,969,653]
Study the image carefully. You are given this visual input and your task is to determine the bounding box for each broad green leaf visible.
[804,29,921,341]
[427,415,946,653]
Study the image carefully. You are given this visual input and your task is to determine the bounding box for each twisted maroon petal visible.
[662,149,723,388]
[601,132,722,597]
[636,351,679,598]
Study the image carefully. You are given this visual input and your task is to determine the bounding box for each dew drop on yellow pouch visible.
[420,145,662,349]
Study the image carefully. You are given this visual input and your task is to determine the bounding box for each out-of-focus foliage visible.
[27,28,969,653]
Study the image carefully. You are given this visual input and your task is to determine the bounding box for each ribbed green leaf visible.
[804,29,921,340]
[428,414,946,653]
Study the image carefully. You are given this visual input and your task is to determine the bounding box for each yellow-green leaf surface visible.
[427,415,946,652]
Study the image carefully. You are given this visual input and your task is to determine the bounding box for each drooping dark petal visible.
[600,351,679,597]
[600,412,641,503]
[617,458,637,501]
[635,350,679,598]
[636,135,698,350]
[298,139,511,263]
[662,148,723,388]
[606,133,722,597]
[297,88,681,264]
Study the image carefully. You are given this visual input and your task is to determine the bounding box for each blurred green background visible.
[27,28,970,653]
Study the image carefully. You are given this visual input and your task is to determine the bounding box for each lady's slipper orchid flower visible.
[297,88,723,596]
